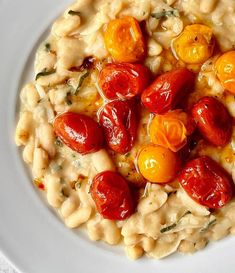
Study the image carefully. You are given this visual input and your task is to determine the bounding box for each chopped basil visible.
[160,223,177,233]
[151,9,179,19]
[75,181,82,190]
[65,91,72,105]
[61,187,70,197]
[35,68,56,80]
[55,137,63,147]
[160,211,191,233]
[74,71,89,95]
[45,43,51,52]
[68,10,81,16]
[200,218,217,233]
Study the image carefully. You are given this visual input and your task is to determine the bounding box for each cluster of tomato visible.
[54,16,235,220]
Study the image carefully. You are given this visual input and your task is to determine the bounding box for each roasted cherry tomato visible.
[137,144,179,183]
[104,16,146,62]
[149,110,195,152]
[54,112,104,155]
[178,156,234,209]
[90,171,134,220]
[172,24,215,64]
[191,96,232,147]
[141,68,195,114]
[99,100,138,154]
[99,63,150,100]
[215,51,235,94]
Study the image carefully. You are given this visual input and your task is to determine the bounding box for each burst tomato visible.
[191,96,232,147]
[172,24,215,64]
[99,100,138,154]
[215,50,235,94]
[53,112,104,155]
[149,109,195,152]
[137,144,180,183]
[141,68,195,114]
[99,63,150,100]
[104,16,146,63]
[90,171,134,220]
[178,156,234,209]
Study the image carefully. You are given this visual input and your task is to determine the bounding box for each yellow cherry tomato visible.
[104,16,146,63]
[172,24,215,64]
[137,145,179,183]
[215,51,235,94]
[149,110,188,152]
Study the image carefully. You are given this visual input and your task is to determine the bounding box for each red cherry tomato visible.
[191,96,232,147]
[141,68,195,114]
[178,156,234,209]
[99,63,150,100]
[99,100,138,154]
[90,171,134,220]
[54,112,104,155]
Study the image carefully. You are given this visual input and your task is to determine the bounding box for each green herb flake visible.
[68,10,81,16]
[75,181,82,190]
[74,71,89,95]
[35,68,56,80]
[160,211,191,233]
[45,43,51,52]
[65,92,72,105]
[151,9,179,19]
[55,137,63,147]
[160,223,177,233]
[200,218,217,233]
[61,187,70,198]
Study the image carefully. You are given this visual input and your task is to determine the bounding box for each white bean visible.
[46,174,64,208]
[200,0,217,13]
[125,246,144,260]
[20,83,40,108]
[15,111,33,146]
[61,193,79,218]
[91,149,116,173]
[32,148,49,178]
[65,206,92,228]
[22,137,35,164]
[52,15,81,38]
[148,38,163,57]
[37,123,56,157]
[102,220,121,245]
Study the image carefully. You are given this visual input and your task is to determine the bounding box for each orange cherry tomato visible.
[54,112,104,155]
[104,16,146,63]
[99,63,150,100]
[172,24,215,64]
[90,171,134,220]
[215,51,235,94]
[137,144,179,183]
[149,110,195,152]
[178,156,234,209]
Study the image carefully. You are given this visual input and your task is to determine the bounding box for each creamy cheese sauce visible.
[15,0,235,260]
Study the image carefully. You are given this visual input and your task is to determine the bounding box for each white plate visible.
[0,0,235,272]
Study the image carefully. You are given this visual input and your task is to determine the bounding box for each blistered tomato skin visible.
[141,68,195,114]
[191,96,232,147]
[54,112,104,155]
[99,63,150,100]
[104,16,146,63]
[178,156,234,209]
[215,50,235,94]
[173,24,215,64]
[90,171,134,220]
[137,144,180,183]
[99,100,138,154]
